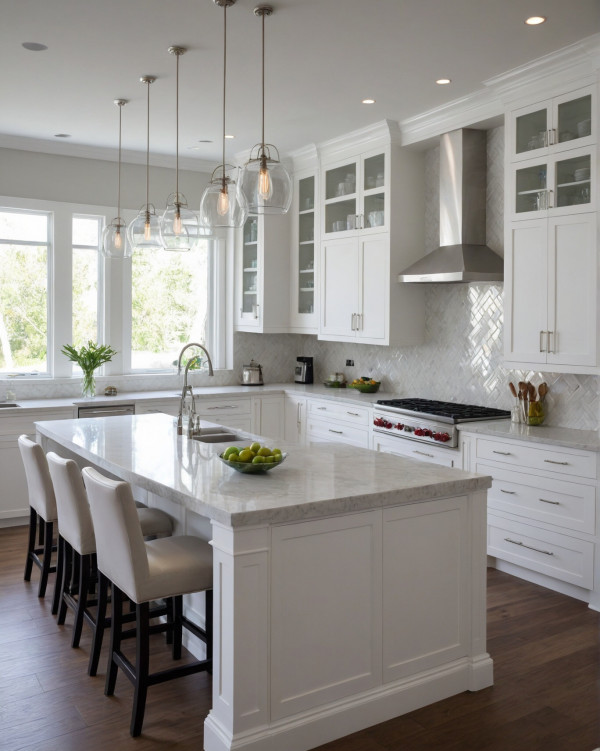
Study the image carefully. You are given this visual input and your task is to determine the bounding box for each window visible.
[131,238,209,370]
[72,215,102,347]
[0,208,50,374]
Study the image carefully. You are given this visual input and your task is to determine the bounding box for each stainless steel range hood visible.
[398,129,503,283]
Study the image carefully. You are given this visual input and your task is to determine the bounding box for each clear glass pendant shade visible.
[127,205,163,250]
[238,146,292,214]
[160,193,205,251]
[200,167,248,229]
[102,217,131,259]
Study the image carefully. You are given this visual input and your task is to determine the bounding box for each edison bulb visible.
[173,210,182,235]
[114,230,122,249]
[217,187,230,216]
[258,164,272,200]
[144,221,151,241]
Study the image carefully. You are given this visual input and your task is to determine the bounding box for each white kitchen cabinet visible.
[509,85,595,163]
[372,431,457,468]
[504,212,597,370]
[289,162,319,333]
[196,396,252,433]
[463,431,598,605]
[284,393,307,445]
[252,394,285,442]
[0,408,75,523]
[306,398,371,448]
[317,122,425,346]
[235,212,290,333]
[135,399,179,416]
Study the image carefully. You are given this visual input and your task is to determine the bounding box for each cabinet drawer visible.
[488,514,594,589]
[475,437,596,479]
[196,397,251,417]
[374,434,456,468]
[478,461,595,535]
[307,419,370,448]
[308,399,371,426]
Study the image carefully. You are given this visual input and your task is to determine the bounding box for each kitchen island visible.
[36,413,493,751]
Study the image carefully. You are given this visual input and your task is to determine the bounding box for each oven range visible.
[373,398,511,449]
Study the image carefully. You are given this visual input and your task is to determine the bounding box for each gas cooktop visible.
[375,398,511,424]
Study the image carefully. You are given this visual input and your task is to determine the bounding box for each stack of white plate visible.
[574,167,591,182]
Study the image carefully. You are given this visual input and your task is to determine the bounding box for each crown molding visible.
[317,119,401,161]
[0,133,214,173]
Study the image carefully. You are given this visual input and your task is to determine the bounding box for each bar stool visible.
[18,435,62,613]
[82,466,213,737]
[46,452,174,676]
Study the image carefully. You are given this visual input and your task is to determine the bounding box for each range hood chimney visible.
[398,128,503,283]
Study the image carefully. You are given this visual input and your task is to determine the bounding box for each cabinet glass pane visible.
[364,193,385,228]
[557,95,592,144]
[242,217,258,314]
[298,241,315,314]
[299,176,314,211]
[363,154,385,190]
[515,108,547,154]
[515,164,547,213]
[299,212,314,243]
[556,154,591,208]
[325,199,356,233]
[325,164,356,200]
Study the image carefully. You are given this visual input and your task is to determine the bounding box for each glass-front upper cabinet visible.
[322,150,387,236]
[296,175,316,321]
[511,146,594,219]
[240,216,259,317]
[510,86,595,161]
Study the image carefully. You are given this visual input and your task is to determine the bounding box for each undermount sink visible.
[0,403,20,408]
[192,432,239,443]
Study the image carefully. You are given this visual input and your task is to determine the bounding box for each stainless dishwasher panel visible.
[78,404,135,418]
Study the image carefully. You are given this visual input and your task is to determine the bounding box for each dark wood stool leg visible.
[165,597,174,644]
[172,596,183,660]
[57,540,72,625]
[71,552,90,648]
[131,602,150,737]
[51,531,64,615]
[37,520,54,598]
[89,572,109,677]
[24,507,37,581]
[38,514,44,545]
[105,585,124,697]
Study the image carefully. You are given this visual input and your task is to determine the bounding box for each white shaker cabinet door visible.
[359,235,388,343]
[320,237,359,339]
[504,219,548,365]
[547,213,597,367]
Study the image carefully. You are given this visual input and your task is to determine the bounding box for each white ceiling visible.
[1,0,598,169]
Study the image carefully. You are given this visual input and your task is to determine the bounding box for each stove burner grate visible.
[375,398,510,423]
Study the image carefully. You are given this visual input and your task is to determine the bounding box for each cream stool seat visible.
[46,452,173,676]
[82,466,213,737]
[18,435,61,613]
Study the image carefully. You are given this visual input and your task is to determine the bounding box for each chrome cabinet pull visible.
[357,313,363,330]
[317,406,327,411]
[539,330,547,352]
[351,313,356,330]
[297,403,302,427]
[544,459,568,465]
[414,450,434,458]
[539,498,560,505]
[328,428,343,434]
[500,489,516,495]
[253,303,259,319]
[547,330,555,354]
[547,189,553,209]
[205,405,235,410]
[346,411,359,416]
[492,450,512,456]
[504,537,553,556]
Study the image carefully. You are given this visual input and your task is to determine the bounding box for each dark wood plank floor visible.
[1,524,598,751]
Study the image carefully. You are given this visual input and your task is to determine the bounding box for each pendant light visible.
[199,0,248,230]
[160,46,203,250]
[102,99,131,259]
[238,4,292,215]
[127,76,163,250]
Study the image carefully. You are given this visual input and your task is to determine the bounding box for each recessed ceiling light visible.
[436,78,451,85]
[525,16,546,25]
[54,133,71,138]
[22,42,48,51]
[225,134,235,139]
[362,98,375,105]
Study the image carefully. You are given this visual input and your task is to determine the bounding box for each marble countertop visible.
[458,419,600,452]
[35,413,490,528]
[0,382,385,414]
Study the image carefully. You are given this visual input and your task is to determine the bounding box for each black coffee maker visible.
[294,356,314,384]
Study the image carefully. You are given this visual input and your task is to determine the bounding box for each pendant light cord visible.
[175,51,180,201]
[222,4,227,182]
[146,79,150,210]
[261,10,265,151]
[117,103,122,218]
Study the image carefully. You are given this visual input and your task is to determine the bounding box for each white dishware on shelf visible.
[577,119,591,138]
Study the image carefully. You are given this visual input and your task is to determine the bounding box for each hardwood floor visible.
[1,524,598,751]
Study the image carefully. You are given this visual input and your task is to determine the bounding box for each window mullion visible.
[52,207,72,377]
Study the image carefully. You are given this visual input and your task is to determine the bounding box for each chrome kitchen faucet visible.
[176,342,214,435]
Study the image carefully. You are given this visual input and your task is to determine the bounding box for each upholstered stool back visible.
[47,453,95,555]
[18,435,57,522]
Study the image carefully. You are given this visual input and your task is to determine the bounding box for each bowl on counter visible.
[218,451,287,474]
[348,378,380,393]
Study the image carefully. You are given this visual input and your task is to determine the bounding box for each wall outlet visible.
[345,359,354,366]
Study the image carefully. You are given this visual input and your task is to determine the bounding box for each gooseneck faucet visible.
[176,342,214,435]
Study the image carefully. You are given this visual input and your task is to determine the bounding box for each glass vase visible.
[81,370,96,399]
